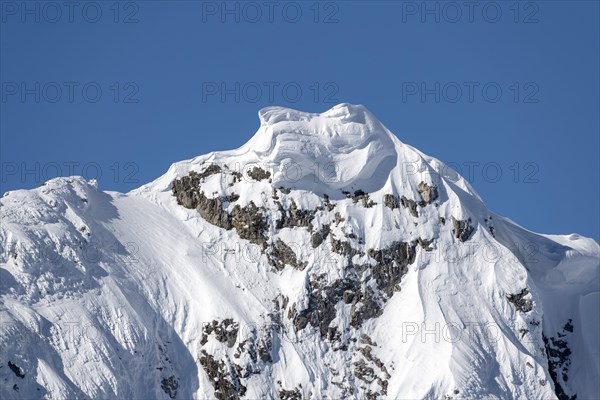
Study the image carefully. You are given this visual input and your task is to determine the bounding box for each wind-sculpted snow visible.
[245,104,398,192]
[1,104,598,399]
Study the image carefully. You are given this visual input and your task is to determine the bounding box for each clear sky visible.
[1,1,598,241]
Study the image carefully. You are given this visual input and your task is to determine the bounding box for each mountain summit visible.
[1,105,598,399]
[248,104,398,191]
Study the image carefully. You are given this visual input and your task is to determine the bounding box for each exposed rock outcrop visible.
[400,196,419,217]
[417,181,439,204]
[267,239,307,271]
[230,202,269,247]
[247,166,271,181]
[199,350,246,400]
[451,217,474,242]
[172,171,269,247]
[311,224,331,248]
[544,320,576,400]
[351,190,376,208]
[160,376,179,399]
[7,361,25,379]
[507,288,533,313]
[367,241,417,297]
[383,194,399,210]
[279,387,302,400]
[202,319,239,347]
[275,199,315,230]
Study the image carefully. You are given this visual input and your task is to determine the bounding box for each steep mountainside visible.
[1,104,598,399]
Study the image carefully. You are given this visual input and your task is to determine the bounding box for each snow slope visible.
[1,104,598,399]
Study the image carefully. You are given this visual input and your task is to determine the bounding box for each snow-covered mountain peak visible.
[144,104,468,200]
[241,104,399,192]
[254,103,393,150]
[257,103,378,131]
[2,105,598,400]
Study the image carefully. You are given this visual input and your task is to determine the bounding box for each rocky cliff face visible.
[1,104,598,399]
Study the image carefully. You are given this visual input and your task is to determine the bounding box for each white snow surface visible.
[0,104,598,399]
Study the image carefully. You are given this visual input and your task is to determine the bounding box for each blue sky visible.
[1,1,598,241]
